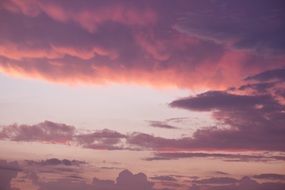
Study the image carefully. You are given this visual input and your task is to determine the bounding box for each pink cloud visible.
[0,0,284,89]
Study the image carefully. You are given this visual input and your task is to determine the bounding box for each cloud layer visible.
[0,0,284,88]
[2,158,285,190]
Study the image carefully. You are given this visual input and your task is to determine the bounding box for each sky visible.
[0,0,285,190]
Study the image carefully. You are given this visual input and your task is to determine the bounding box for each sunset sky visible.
[0,0,285,190]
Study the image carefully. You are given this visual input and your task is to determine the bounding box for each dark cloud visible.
[170,91,279,111]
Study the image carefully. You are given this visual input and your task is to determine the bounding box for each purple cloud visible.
[0,0,284,88]
[75,129,127,150]
[174,0,285,51]
[245,67,285,82]
[0,122,127,150]
[168,71,285,151]
[170,91,278,111]
[0,120,75,143]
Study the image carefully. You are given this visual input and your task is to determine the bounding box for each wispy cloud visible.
[144,152,285,162]
[148,120,179,129]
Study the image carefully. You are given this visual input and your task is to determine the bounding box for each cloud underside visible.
[0,0,284,88]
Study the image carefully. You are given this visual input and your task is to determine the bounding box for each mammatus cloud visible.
[0,0,284,88]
